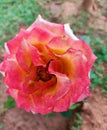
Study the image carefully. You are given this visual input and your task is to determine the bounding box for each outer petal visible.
[77,87,90,102]
[0,55,26,90]
[70,40,97,71]
[6,29,27,54]
[27,15,65,36]
[17,91,35,112]
[53,90,72,112]
[6,88,18,101]
[27,27,55,46]
[64,24,78,40]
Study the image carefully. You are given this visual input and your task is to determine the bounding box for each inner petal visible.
[48,36,72,55]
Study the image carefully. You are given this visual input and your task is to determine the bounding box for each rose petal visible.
[64,24,78,40]
[27,26,55,46]
[29,44,46,66]
[70,40,97,71]
[48,36,72,54]
[6,88,18,100]
[1,55,26,90]
[51,49,90,104]
[77,87,90,102]
[17,92,35,112]
[53,90,72,112]
[7,29,27,54]
[30,73,72,114]
[48,59,63,74]
[16,39,32,71]
[28,15,65,36]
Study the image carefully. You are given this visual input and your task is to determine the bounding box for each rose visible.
[0,15,97,114]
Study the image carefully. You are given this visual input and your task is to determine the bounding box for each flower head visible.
[0,15,97,114]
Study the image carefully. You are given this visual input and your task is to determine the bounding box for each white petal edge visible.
[4,42,10,53]
[27,15,44,31]
[64,24,78,40]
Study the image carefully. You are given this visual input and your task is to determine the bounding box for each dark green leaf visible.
[4,96,16,109]
[61,110,71,117]
[69,103,80,110]
[45,113,54,117]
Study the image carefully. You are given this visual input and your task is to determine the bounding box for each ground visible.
[0,0,107,130]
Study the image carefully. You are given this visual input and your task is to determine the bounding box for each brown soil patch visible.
[79,88,107,130]
[44,0,107,32]
[2,108,68,130]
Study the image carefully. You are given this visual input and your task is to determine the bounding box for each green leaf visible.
[69,103,80,110]
[4,96,16,109]
[45,113,54,117]
[61,110,71,117]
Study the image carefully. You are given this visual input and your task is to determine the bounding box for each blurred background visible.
[0,0,107,130]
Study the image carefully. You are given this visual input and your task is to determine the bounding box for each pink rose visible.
[0,15,97,114]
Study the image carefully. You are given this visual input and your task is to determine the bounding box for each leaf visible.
[61,110,72,117]
[69,103,80,110]
[45,113,55,117]
[4,96,16,109]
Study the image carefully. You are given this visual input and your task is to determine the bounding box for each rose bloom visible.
[0,15,97,114]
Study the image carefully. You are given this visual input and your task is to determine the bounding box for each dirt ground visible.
[0,0,107,130]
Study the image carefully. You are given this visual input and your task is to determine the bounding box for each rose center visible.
[36,60,54,82]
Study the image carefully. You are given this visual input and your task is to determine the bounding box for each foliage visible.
[4,96,16,109]
[71,113,82,130]
[45,113,55,117]
[0,0,43,47]
[61,110,72,117]
[69,103,81,110]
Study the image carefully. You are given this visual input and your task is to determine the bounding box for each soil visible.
[0,0,107,130]
[45,0,107,32]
